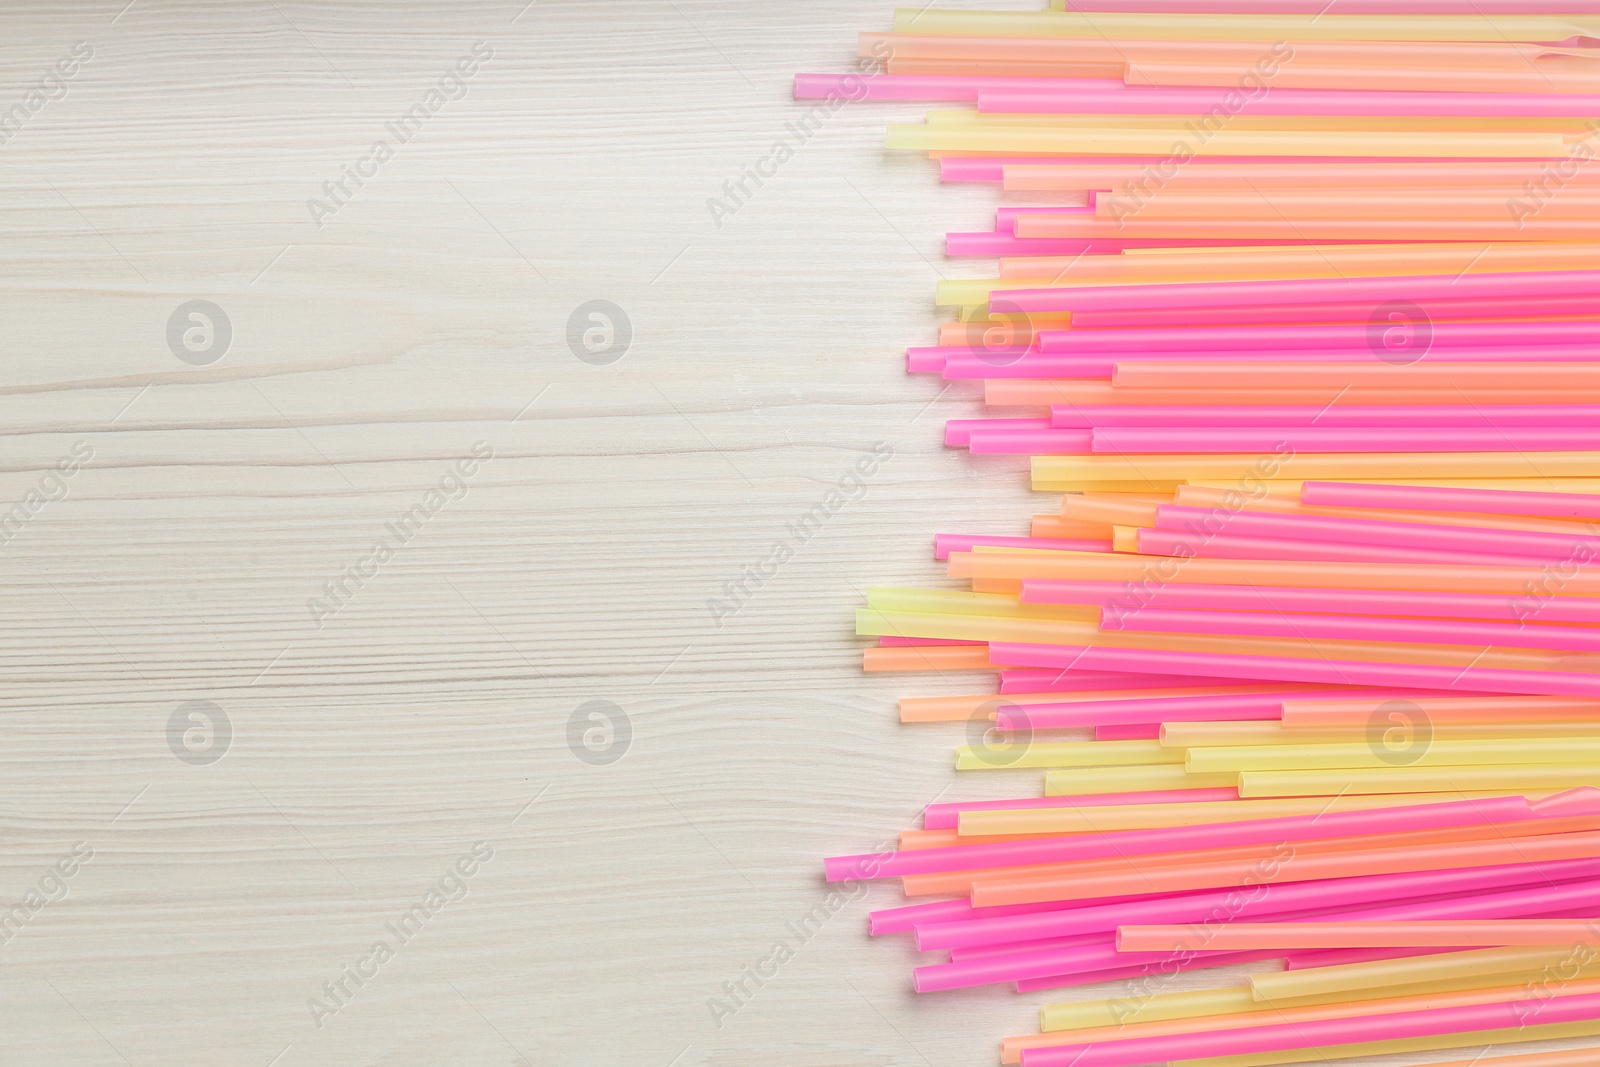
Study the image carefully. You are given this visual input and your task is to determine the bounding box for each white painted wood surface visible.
[1,2,1590,1064]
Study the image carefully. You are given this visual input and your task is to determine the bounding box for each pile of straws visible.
[805,3,1600,1066]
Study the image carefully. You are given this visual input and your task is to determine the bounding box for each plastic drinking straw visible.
[1282,696,1600,729]
[993,643,1600,702]
[827,795,1540,881]
[1132,527,1539,565]
[1117,363,1600,390]
[1044,766,1242,794]
[1007,163,1600,190]
[901,685,1297,723]
[1174,1020,1600,1067]
[1034,453,1600,487]
[1240,766,1600,797]
[870,896,1088,937]
[861,607,1600,676]
[958,792,1536,837]
[1400,1052,1600,1067]
[1121,920,1600,952]
[1111,608,1600,655]
[1097,190,1600,220]
[997,669,1272,693]
[1150,503,1600,559]
[1042,321,1600,353]
[1045,1,1600,11]
[889,10,1600,42]
[1303,480,1600,519]
[866,587,1098,623]
[1018,215,1600,239]
[792,73,1122,103]
[971,828,1600,909]
[1003,249,1600,288]
[1249,944,1597,1001]
[942,416,1051,444]
[983,88,1600,117]
[954,738,1186,770]
[1016,989,1600,1067]
[1165,722,1600,746]
[1103,427,1600,454]
[922,788,1241,830]
[1166,492,1600,539]
[887,124,1568,158]
[954,550,1600,595]
[933,534,1110,558]
[991,690,1441,731]
[1014,973,1600,1061]
[992,380,1600,409]
[1025,580,1600,623]
[862,645,992,672]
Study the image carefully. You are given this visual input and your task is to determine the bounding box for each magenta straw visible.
[1153,503,1600,562]
[1304,480,1600,519]
[1052,405,1600,428]
[1023,579,1600,624]
[1069,294,1600,328]
[1018,990,1600,1067]
[915,858,1600,952]
[1134,528,1539,566]
[1055,0,1600,11]
[943,417,1053,445]
[1096,426,1600,454]
[916,877,1600,989]
[988,642,1600,698]
[921,788,1241,831]
[823,796,1538,881]
[1038,321,1600,354]
[997,269,1600,314]
[980,88,1600,117]
[947,347,1600,383]
[1108,606,1600,653]
[1094,723,1161,739]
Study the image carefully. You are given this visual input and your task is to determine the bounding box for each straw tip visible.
[1531,786,1600,818]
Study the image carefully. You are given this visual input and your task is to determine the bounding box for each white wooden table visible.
[0,2,1588,1064]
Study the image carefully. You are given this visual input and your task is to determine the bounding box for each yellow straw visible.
[1188,738,1600,773]
[1240,766,1600,798]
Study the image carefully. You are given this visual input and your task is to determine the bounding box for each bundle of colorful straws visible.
[807,4,1600,1066]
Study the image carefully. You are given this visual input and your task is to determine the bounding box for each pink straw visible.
[1153,503,1600,562]
[988,642,1600,698]
[1304,480,1600,519]
[997,269,1600,314]
[1054,0,1600,11]
[1038,321,1600,354]
[942,417,1053,444]
[792,73,1124,103]
[1070,294,1600,328]
[1097,426,1600,453]
[1053,405,1600,428]
[981,87,1600,117]
[916,858,1600,951]
[1133,528,1538,566]
[994,688,1459,731]
[1024,579,1600,624]
[1107,606,1600,653]
[824,795,1540,881]
[933,533,1110,559]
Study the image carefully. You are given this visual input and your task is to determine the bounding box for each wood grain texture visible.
[1,2,1591,1065]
